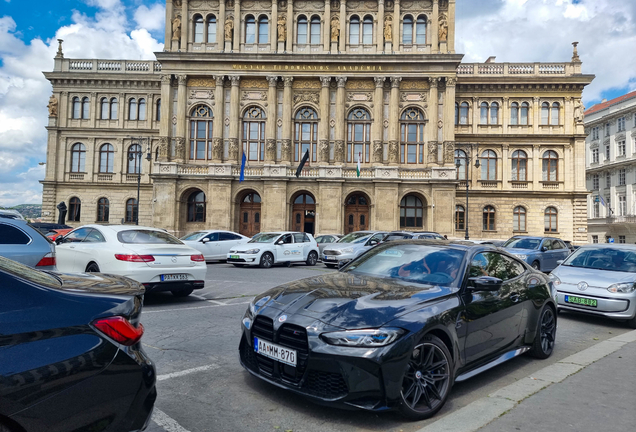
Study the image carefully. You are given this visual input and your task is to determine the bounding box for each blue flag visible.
[599,195,606,207]
[239,151,247,182]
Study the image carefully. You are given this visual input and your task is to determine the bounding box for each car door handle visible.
[510,293,520,303]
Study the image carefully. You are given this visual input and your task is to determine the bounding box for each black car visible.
[0,256,156,432]
[239,240,556,420]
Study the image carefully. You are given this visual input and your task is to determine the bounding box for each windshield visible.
[339,232,372,243]
[345,243,466,286]
[562,247,636,272]
[117,230,183,244]
[503,237,541,250]
[248,233,280,243]
[384,234,412,242]
[0,255,61,287]
[180,232,207,241]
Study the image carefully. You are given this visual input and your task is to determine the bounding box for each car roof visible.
[379,238,498,251]
[77,224,168,233]
[578,244,636,250]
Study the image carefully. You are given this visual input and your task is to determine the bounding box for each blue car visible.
[502,236,571,272]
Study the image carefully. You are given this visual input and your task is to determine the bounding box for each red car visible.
[46,228,73,241]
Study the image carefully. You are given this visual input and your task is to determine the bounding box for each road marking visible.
[190,294,208,301]
[157,364,221,381]
[152,408,191,432]
[144,301,251,314]
[206,299,227,305]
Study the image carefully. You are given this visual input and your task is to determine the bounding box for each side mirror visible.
[468,276,503,291]
[201,238,210,243]
[55,237,65,245]
[276,240,283,245]
[368,239,379,246]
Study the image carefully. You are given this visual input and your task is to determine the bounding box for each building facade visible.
[585,90,636,243]
[42,0,593,242]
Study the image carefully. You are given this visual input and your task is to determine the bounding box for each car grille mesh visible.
[303,370,348,399]
[323,250,342,256]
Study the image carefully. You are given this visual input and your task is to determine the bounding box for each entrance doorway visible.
[239,192,261,237]
[344,193,370,234]
[291,193,316,234]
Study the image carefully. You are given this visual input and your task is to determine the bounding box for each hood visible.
[323,242,367,252]
[552,265,636,288]
[252,271,456,328]
[51,272,145,296]
[504,247,539,255]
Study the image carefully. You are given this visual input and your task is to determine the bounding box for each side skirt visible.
[455,346,531,383]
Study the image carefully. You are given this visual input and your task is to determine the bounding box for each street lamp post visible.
[128,137,152,225]
[455,145,480,240]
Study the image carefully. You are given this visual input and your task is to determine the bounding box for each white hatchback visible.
[180,230,249,262]
[56,225,207,297]
[227,232,319,268]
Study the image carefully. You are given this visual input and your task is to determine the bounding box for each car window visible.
[0,223,31,245]
[220,232,239,241]
[564,248,636,272]
[230,234,243,240]
[368,233,385,244]
[248,233,279,243]
[293,233,306,243]
[117,230,183,244]
[339,232,372,243]
[552,240,565,250]
[83,228,105,243]
[64,227,92,243]
[384,234,412,242]
[278,234,293,244]
[207,233,220,241]
[503,237,541,250]
[181,232,207,241]
[469,252,525,281]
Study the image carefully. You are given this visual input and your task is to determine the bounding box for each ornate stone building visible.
[42,0,593,242]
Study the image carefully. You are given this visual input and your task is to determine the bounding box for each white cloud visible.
[134,3,165,32]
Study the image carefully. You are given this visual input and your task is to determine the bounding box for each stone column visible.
[502,96,509,133]
[233,0,241,52]
[270,0,278,52]
[372,76,385,164]
[319,76,331,163]
[443,77,456,143]
[431,0,439,54]
[472,96,479,135]
[388,76,401,164]
[533,96,540,134]
[218,0,226,50]
[428,77,439,144]
[532,144,541,186]
[377,0,384,52]
[212,75,225,162]
[392,0,400,50]
[286,0,294,53]
[228,75,241,163]
[89,92,97,128]
[159,74,172,161]
[181,0,189,51]
[165,0,173,51]
[176,74,188,162]
[266,76,278,162]
[323,0,331,51]
[448,0,456,53]
[282,76,294,164]
[334,76,347,163]
[339,0,346,53]
[564,96,573,135]
[502,144,509,185]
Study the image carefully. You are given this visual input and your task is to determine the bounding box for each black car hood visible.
[254,271,457,329]
[49,272,145,296]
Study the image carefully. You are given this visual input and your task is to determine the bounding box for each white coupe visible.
[180,230,249,262]
[227,231,320,268]
[56,225,207,297]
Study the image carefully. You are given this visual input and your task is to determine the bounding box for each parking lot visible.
[141,262,631,432]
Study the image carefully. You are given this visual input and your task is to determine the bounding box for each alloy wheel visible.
[307,252,317,266]
[401,342,451,415]
[260,253,273,268]
[539,308,556,354]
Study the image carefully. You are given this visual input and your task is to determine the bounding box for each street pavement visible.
[141,262,634,432]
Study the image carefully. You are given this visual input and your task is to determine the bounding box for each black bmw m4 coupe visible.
[239,240,557,420]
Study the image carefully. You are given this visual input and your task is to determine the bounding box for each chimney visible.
[485,56,496,63]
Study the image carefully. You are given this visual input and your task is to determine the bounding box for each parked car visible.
[56,225,206,297]
[30,222,72,235]
[180,230,249,262]
[0,218,56,270]
[227,232,320,268]
[563,240,579,253]
[502,236,570,272]
[0,209,25,220]
[381,231,446,242]
[322,231,387,268]
[550,244,636,328]
[314,234,342,255]
[0,255,156,432]
[239,240,556,420]
[45,228,73,241]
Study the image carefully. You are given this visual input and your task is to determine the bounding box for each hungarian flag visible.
[356,152,361,177]
[239,151,247,182]
[295,149,310,178]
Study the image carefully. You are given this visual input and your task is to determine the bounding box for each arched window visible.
[72,97,81,119]
[110,97,118,120]
[551,102,560,125]
[511,150,527,181]
[245,15,256,44]
[82,97,90,119]
[258,16,269,44]
[156,98,161,121]
[297,15,308,44]
[99,143,114,173]
[480,150,497,180]
[194,15,204,43]
[454,149,467,180]
[455,205,465,230]
[400,195,423,228]
[400,107,426,164]
[513,206,526,232]
[510,102,519,125]
[542,150,558,181]
[294,107,318,163]
[416,15,427,44]
[362,15,373,44]
[187,191,206,222]
[520,102,529,125]
[128,144,141,174]
[347,107,371,163]
[69,197,81,222]
[97,198,109,222]
[490,102,499,124]
[70,143,86,172]
[138,98,146,121]
[242,106,266,161]
[541,102,550,125]
[100,97,110,120]
[480,102,489,125]
[349,15,360,44]
[459,102,469,125]
[403,15,413,45]
[207,15,217,43]
[545,207,558,232]
[483,206,496,231]
[294,194,315,204]
[128,98,137,120]
[125,198,137,223]
[310,15,321,44]
[190,105,214,160]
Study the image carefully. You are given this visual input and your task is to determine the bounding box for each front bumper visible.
[556,289,635,319]
[227,253,261,265]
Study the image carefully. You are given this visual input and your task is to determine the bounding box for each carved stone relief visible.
[293,92,320,105]
[240,78,268,89]
[373,141,383,163]
[399,80,428,90]
[319,140,329,162]
[443,141,454,163]
[281,139,292,160]
[400,92,427,102]
[293,79,321,89]
[241,91,267,101]
[212,138,224,160]
[228,138,239,160]
[334,140,345,162]
[346,80,375,90]
[428,142,438,161]
[347,92,373,102]
[388,141,398,163]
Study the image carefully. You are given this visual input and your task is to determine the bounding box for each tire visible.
[85,262,100,272]
[259,252,274,269]
[232,264,245,268]
[529,305,556,359]
[531,261,540,271]
[306,251,318,266]
[172,288,194,298]
[398,335,454,421]
[626,315,636,329]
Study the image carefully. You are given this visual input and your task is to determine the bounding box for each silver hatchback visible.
[0,218,56,270]
[550,244,636,328]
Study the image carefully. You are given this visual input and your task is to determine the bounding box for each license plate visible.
[161,274,188,282]
[324,256,335,260]
[565,295,597,308]
[254,337,297,367]
[230,255,240,259]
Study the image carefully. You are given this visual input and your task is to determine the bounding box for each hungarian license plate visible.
[565,295,597,308]
[161,274,188,282]
[254,337,297,367]
[324,255,335,261]
[230,255,240,259]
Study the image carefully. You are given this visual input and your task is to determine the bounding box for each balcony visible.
[456,62,576,77]
[54,58,162,74]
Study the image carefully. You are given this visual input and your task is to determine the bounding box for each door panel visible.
[55,227,92,272]
[239,193,261,237]
[344,195,369,233]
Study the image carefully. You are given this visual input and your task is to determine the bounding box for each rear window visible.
[384,234,412,242]
[0,255,61,287]
[117,230,183,244]
[339,232,373,243]
[0,223,31,245]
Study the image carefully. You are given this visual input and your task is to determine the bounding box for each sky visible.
[0,0,635,207]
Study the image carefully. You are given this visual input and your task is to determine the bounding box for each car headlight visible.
[320,328,406,347]
[229,250,236,254]
[514,254,528,260]
[549,274,561,286]
[244,249,260,254]
[341,247,354,254]
[607,283,636,293]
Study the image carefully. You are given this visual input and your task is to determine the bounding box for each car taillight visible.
[92,316,144,346]
[115,254,155,262]
[191,254,205,262]
[36,253,56,267]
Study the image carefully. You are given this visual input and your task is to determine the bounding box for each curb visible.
[416,329,636,432]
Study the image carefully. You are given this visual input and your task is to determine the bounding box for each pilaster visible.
[335,76,347,163]
[319,76,331,163]
[176,74,187,162]
[181,0,188,51]
[339,0,346,53]
[165,0,173,52]
[373,76,385,164]
[388,76,401,164]
[377,0,385,52]
[219,0,226,51]
[533,97,540,134]
[282,76,294,164]
[233,0,241,52]
[286,0,294,53]
[392,0,400,50]
[270,0,278,52]
[323,0,331,52]
[213,75,225,161]
[448,0,456,53]
[266,76,278,162]
[431,0,439,54]
[229,75,241,162]
[428,77,439,154]
[443,77,456,143]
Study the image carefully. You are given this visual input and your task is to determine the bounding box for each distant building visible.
[585,90,636,243]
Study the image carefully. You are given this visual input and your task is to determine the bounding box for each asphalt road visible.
[142,262,631,432]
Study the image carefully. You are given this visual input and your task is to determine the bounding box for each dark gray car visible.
[0,217,56,270]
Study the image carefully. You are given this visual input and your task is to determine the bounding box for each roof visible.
[584,90,636,116]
